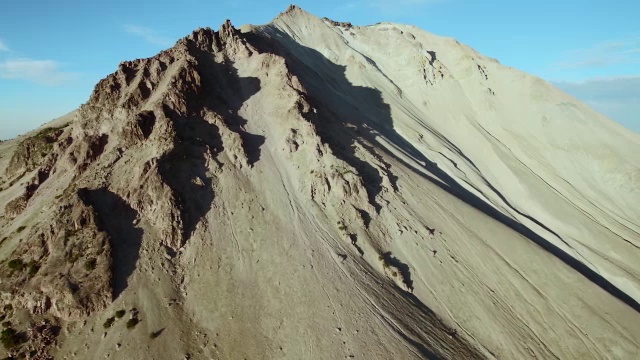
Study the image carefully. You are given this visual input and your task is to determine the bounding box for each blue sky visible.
[0,0,638,139]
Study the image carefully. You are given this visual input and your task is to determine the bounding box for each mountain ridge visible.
[0,5,638,359]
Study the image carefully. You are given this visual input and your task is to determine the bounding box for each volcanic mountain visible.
[0,5,639,359]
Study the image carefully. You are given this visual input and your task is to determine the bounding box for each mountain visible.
[0,5,638,359]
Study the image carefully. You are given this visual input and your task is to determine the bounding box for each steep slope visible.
[258,6,640,303]
[0,5,638,360]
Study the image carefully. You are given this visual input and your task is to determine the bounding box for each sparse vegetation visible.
[33,125,66,140]
[115,310,126,319]
[379,253,389,268]
[126,318,140,329]
[1,322,11,329]
[7,259,24,271]
[377,252,414,292]
[84,258,97,271]
[27,260,40,277]
[15,226,26,233]
[0,328,20,350]
[103,317,116,329]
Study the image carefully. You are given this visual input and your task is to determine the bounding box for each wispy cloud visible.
[123,25,173,47]
[336,3,358,12]
[554,76,640,133]
[337,0,445,16]
[554,76,640,100]
[0,39,9,52]
[369,0,445,12]
[554,38,640,69]
[0,58,76,86]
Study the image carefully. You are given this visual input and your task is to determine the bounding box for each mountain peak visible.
[284,4,303,13]
[275,4,314,21]
[0,5,639,360]
[219,19,235,34]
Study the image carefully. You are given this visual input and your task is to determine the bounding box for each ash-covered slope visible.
[0,5,638,359]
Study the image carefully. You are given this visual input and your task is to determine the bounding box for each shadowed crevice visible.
[189,46,266,166]
[158,104,220,242]
[157,47,263,243]
[136,110,157,139]
[78,188,142,298]
[245,31,386,212]
[382,251,414,292]
[355,207,372,228]
[349,233,365,256]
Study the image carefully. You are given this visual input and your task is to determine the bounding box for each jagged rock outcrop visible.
[5,126,66,179]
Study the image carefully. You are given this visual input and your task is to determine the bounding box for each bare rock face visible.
[322,17,354,29]
[2,193,113,318]
[0,6,638,360]
[24,320,60,360]
[0,21,304,358]
[5,126,66,179]
[0,19,417,358]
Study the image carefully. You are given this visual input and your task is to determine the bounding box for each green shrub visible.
[15,226,26,233]
[0,328,19,349]
[126,318,140,329]
[7,259,24,271]
[1,322,11,329]
[103,317,115,329]
[150,330,162,339]
[27,261,40,277]
[84,258,97,271]
[115,310,126,319]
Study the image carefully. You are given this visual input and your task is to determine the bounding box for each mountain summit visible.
[0,6,638,359]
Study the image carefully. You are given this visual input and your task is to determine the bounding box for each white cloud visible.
[337,0,445,15]
[554,76,640,100]
[555,39,640,69]
[554,76,640,133]
[369,0,445,11]
[123,25,173,47]
[373,0,444,5]
[0,58,75,86]
[0,39,9,52]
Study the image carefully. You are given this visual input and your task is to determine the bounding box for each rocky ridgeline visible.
[0,17,404,358]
